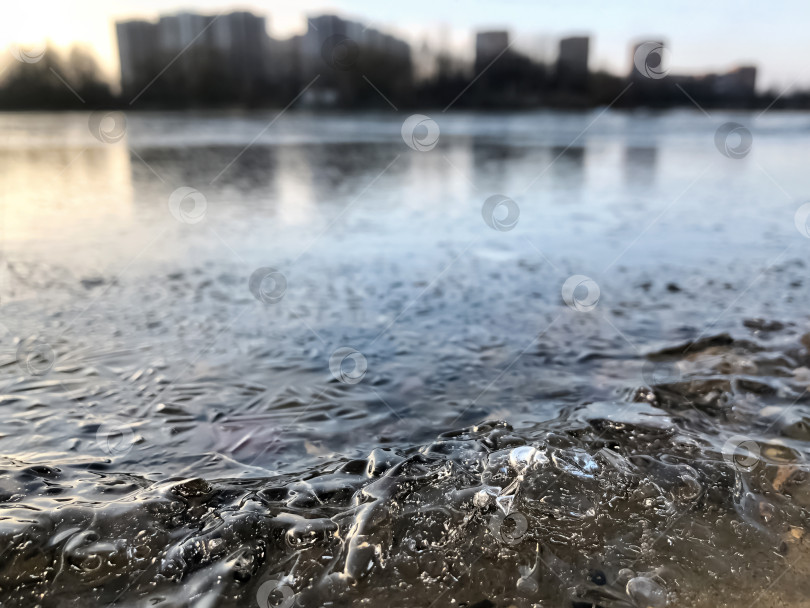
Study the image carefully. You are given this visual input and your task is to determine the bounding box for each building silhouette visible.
[714,66,757,98]
[117,12,270,102]
[116,19,157,96]
[556,36,589,91]
[475,31,510,70]
[116,10,411,106]
[107,12,775,110]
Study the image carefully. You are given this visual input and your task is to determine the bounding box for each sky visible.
[2,0,808,92]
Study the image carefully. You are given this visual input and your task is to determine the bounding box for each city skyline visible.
[0,6,784,111]
[104,10,762,111]
[2,0,808,92]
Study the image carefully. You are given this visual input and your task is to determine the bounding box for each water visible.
[1,109,810,607]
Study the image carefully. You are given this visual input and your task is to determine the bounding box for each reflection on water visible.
[623,145,658,188]
[0,146,133,246]
[1,110,810,607]
[548,145,586,195]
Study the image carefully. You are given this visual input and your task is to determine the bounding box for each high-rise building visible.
[116,11,270,98]
[475,31,510,70]
[300,14,411,76]
[116,19,159,95]
[557,36,589,90]
[116,10,411,105]
[297,14,412,105]
[154,12,211,52]
[714,66,757,97]
[209,12,270,89]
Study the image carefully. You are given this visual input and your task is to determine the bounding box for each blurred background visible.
[2,0,810,110]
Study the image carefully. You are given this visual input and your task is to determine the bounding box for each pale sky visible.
[3,0,808,92]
